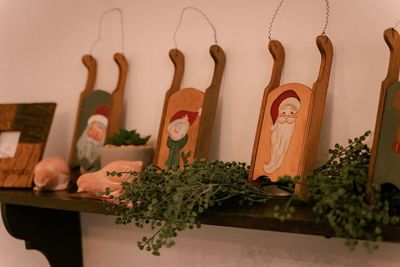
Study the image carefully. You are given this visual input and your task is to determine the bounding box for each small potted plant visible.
[100,129,153,168]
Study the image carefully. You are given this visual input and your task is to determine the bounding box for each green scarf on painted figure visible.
[165,134,188,169]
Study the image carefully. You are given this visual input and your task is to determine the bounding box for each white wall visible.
[0,0,400,266]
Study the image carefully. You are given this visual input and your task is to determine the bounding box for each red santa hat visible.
[88,105,109,127]
[270,90,300,125]
[169,108,202,127]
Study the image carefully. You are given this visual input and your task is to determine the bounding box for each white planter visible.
[100,144,154,168]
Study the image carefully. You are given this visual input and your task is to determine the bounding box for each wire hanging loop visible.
[267,0,330,41]
[89,7,125,55]
[173,6,218,49]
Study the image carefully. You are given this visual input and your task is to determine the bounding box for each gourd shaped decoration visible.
[369,28,400,189]
[69,8,128,176]
[153,7,226,169]
[249,1,333,193]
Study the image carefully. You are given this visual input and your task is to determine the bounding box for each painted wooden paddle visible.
[249,35,333,194]
[154,45,225,169]
[369,28,400,189]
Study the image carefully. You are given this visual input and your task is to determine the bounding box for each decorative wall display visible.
[68,8,128,176]
[153,7,226,169]
[249,0,333,193]
[0,103,56,188]
[369,28,400,188]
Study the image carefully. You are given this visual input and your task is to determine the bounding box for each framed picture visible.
[153,46,225,169]
[68,53,127,175]
[369,28,400,188]
[0,103,56,188]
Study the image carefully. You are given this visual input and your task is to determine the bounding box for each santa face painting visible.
[76,106,108,172]
[263,90,301,174]
[165,110,200,169]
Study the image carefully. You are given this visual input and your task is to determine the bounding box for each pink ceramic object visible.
[77,160,143,197]
[33,157,70,191]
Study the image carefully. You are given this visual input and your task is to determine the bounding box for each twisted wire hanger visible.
[89,7,125,54]
[267,0,330,41]
[173,6,218,49]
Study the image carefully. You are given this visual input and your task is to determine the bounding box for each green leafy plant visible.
[101,161,272,256]
[101,131,400,256]
[275,131,400,251]
[106,129,150,146]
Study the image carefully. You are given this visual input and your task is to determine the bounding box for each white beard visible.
[263,121,295,174]
[76,131,104,165]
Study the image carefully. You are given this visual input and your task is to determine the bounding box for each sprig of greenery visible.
[101,130,400,255]
[106,129,150,146]
[276,131,400,251]
[101,161,272,255]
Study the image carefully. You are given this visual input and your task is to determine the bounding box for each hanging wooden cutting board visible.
[68,53,128,177]
[369,28,400,189]
[249,35,333,194]
[154,45,225,169]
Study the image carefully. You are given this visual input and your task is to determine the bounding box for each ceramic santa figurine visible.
[77,160,143,198]
[33,157,70,191]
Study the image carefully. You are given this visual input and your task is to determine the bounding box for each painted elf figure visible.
[165,109,201,168]
[393,91,400,153]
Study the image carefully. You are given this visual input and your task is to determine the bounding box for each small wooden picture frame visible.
[0,103,56,188]
[369,28,400,188]
[153,45,225,169]
[68,53,128,175]
[249,35,333,193]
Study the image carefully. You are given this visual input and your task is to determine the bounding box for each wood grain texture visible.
[108,53,128,136]
[0,103,56,188]
[154,46,225,167]
[368,28,400,187]
[249,40,285,182]
[301,35,333,181]
[68,53,127,177]
[154,49,186,166]
[196,45,226,159]
[68,55,98,168]
[0,143,42,187]
[249,35,333,193]
[0,105,16,130]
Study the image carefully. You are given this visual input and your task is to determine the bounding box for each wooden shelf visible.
[1,188,400,267]
[0,189,110,215]
[1,189,400,241]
